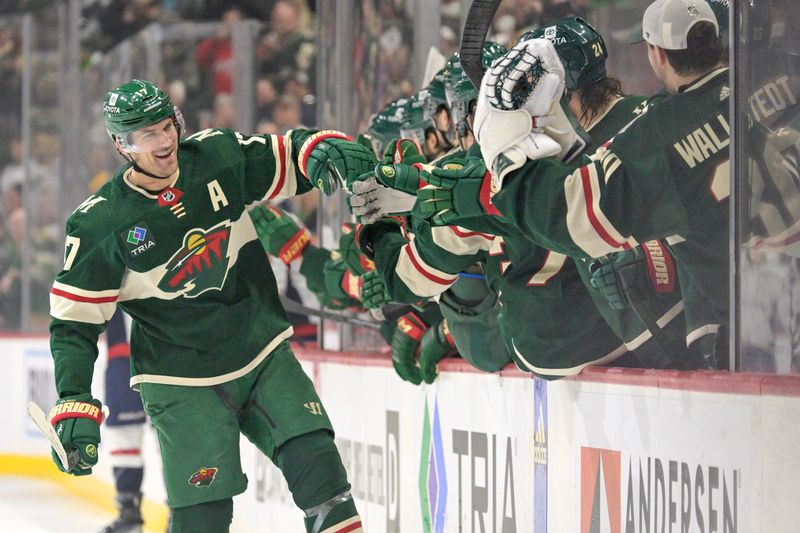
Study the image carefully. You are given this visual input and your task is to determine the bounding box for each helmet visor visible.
[116,109,185,153]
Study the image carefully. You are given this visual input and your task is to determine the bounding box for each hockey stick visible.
[27,402,78,471]
[280,295,377,328]
[460,0,504,90]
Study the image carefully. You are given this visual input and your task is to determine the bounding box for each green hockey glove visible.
[373,163,424,195]
[360,270,389,309]
[417,159,499,226]
[356,218,404,260]
[337,223,375,275]
[589,240,677,310]
[381,137,428,165]
[298,130,377,195]
[49,393,105,476]
[323,258,362,305]
[390,311,429,385]
[250,205,311,264]
[419,318,457,384]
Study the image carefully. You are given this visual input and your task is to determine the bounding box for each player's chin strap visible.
[303,490,354,533]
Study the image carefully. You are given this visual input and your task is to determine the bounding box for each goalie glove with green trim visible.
[419,318,457,384]
[250,204,311,264]
[297,130,378,195]
[417,158,500,226]
[49,393,105,476]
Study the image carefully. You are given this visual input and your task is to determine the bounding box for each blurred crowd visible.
[0,0,320,330]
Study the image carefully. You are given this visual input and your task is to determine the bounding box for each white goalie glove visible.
[348,178,418,224]
[474,38,582,191]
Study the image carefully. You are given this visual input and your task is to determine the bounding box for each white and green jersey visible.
[50,128,316,396]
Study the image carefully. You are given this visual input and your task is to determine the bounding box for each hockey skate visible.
[98,492,144,533]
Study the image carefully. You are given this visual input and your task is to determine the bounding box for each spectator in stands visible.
[212,92,237,129]
[0,182,22,330]
[195,7,241,96]
[271,94,304,133]
[255,75,279,125]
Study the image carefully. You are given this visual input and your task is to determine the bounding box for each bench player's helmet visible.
[365,98,407,156]
[421,66,449,121]
[103,79,185,153]
[444,42,507,138]
[523,17,608,92]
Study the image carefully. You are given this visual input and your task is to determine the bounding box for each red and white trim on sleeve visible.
[319,515,363,533]
[50,281,118,325]
[430,225,494,256]
[564,156,637,258]
[396,237,458,298]
[297,130,352,179]
[262,134,299,201]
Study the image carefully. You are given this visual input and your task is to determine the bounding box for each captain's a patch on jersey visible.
[122,223,157,257]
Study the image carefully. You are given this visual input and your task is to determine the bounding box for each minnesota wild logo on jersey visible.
[158,221,232,297]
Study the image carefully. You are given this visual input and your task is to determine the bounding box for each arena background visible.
[0,1,799,532]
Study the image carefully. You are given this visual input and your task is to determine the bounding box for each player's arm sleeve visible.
[234,128,318,204]
[49,220,124,397]
[298,244,332,297]
[492,144,688,259]
[372,219,490,302]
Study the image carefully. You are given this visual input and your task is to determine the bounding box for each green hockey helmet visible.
[398,92,433,148]
[421,67,449,120]
[365,98,406,155]
[103,79,185,153]
[523,17,607,92]
[444,42,507,135]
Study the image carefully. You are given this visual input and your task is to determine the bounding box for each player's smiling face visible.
[129,117,180,176]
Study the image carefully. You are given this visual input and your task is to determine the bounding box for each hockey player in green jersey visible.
[420,0,728,367]
[47,79,372,532]
[355,28,684,380]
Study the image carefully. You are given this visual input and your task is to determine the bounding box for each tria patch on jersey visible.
[122,223,157,257]
[157,221,232,298]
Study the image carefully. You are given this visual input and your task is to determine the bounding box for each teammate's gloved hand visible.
[381,137,428,165]
[419,318,457,384]
[360,270,389,309]
[337,223,375,275]
[374,163,425,194]
[323,259,362,306]
[250,205,311,264]
[49,393,105,476]
[298,130,377,195]
[390,312,428,385]
[484,38,565,119]
[347,178,418,224]
[417,159,497,226]
[474,38,565,189]
[588,240,676,310]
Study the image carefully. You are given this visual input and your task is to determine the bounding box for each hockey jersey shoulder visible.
[65,172,138,243]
